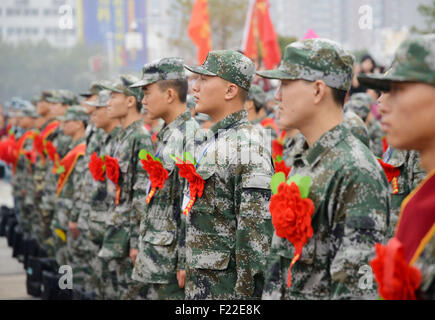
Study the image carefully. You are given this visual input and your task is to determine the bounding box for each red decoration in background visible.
[242,0,281,69]
[370,237,421,300]
[188,0,212,65]
[377,159,400,183]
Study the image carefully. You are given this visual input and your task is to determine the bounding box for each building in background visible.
[269,0,432,66]
[0,0,79,48]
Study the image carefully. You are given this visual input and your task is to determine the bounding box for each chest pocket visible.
[190,248,231,271]
[143,230,175,246]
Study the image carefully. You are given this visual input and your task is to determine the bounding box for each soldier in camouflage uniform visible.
[370,90,426,237]
[257,38,390,299]
[343,108,370,148]
[345,93,385,157]
[129,58,200,300]
[65,82,107,296]
[49,106,88,294]
[358,34,434,299]
[32,91,57,247]
[86,90,122,299]
[40,90,76,256]
[14,103,39,241]
[183,50,274,300]
[98,75,154,300]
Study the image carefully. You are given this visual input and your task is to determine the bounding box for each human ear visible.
[225,83,239,101]
[313,80,326,104]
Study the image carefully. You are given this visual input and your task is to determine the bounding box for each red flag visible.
[188,0,212,65]
[242,0,281,69]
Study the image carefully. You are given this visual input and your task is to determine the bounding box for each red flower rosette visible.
[171,152,205,216]
[272,139,284,160]
[370,237,422,300]
[89,152,106,182]
[105,155,121,205]
[139,149,169,204]
[269,173,315,287]
[23,150,37,164]
[274,155,291,179]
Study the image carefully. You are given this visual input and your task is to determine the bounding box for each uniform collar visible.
[157,109,192,142]
[297,123,349,167]
[210,109,248,137]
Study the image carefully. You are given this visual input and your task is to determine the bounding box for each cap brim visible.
[130,79,157,88]
[357,74,392,92]
[99,84,124,94]
[80,93,93,98]
[184,64,216,76]
[46,97,62,103]
[256,69,297,80]
[85,101,106,107]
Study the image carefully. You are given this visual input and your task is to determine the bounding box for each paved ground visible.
[0,179,38,300]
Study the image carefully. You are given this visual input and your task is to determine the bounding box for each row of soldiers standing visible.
[3,34,434,300]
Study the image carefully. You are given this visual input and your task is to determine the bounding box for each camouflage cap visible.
[80,81,105,97]
[57,105,89,122]
[46,89,79,105]
[101,75,144,103]
[40,90,54,102]
[344,99,371,122]
[257,38,355,91]
[130,57,186,88]
[358,34,435,91]
[184,50,256,91]
[16,101,38,118]
[85,90,111,108]
[247,84,267,108]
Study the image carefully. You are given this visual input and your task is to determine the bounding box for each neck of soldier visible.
[301,104,343,147]
[71,126,85,142]
[162,102,187,126]
[210,101,243,124]
[120,108,141,130]
[103,119,120,134]
[419,141,435,174]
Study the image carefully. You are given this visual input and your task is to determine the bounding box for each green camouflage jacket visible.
[132,110,199,284]
[263,123,390,300]
[98,119,153,259]
[185,109,274,300]
[88,126,122,245]
[382,147,426,237]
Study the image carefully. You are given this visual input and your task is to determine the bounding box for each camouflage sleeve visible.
[234,165,273,299]
[329,171,388,299]
[262,234,285,300]
[408,151,426,190]
[69,156,87,223]
[130,133,154,250]
[176,174,187,271]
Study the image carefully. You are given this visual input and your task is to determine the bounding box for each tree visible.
[168,0,249,64]
[411,0,435,34]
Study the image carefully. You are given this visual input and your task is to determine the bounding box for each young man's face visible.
[107,92,129,119]
[141,82,167,121]
[275,79,313,131]
[192,75,227,116]
[19,117,33,129]
[61,120,80,136]
[50,103,68,117]
[384,82,435,151]
[37,101,50,117]
[82,95,98,116]
[93,107,111,130]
